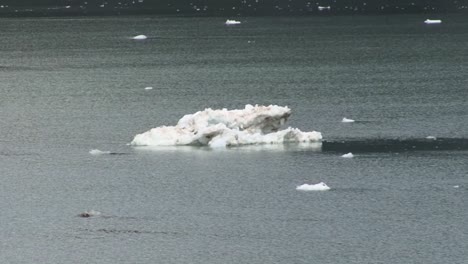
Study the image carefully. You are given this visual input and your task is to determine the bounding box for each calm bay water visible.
[0,15,467,263]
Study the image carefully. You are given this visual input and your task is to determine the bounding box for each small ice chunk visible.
[132,35,147,40]
[89,149,111,155]
[225,19,241,25]
[144,87,153,90]
[453,185,460,188]
[318,6,331,11]
[424,19,442,24]
[342,117,355,123]
[296,182,331,191]
[426,136,437,140]
[341,152,354,158]
[78,210,101,218]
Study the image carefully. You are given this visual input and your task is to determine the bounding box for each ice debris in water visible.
[225,19,241,25]
[426,136,437,140]
[296,182,331,191]
[130,104,322,148]
[145,87,153,90]
[341,152,354,158]
[89,149,111,155]
[78,210,101,218]
[342,117,355,123]
[424,19,442,24]
[132,35,147,40]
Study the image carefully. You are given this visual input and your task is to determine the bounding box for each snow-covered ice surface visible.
[296,182,331,191]
[131,105,322,148]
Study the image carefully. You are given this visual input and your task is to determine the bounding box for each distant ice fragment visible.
[131,105,322,148]
[132,35,147,40]
[342,117,355,123]
[225,19,241,25]
[78,210,101,218]
[145,87,153,90]
[424,19,442,24]
[426,136,437,140]
[318,6,331,11]
[89,149,111,155]
[341,152,354,158]
[296,182,331,191]
[453,185,460,188]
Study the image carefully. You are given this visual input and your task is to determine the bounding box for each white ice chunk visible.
[132,35,147,40]
[424,19,442,24]
[131,105,322,148]
[89,149,111,155]
[426,136,437,140]
[144,87,153,90]
[318,6,331,11]
[341,152,354,158]
[342,117,355,123]
[225,19,241,25]
[296,182,331,191]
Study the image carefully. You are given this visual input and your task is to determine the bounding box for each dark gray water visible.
[0,15,467,263]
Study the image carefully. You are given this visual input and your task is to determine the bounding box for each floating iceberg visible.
[342,117,355,123]
[296,182,331,191]
[426,136,437,140]
[424,19,442,24]
[225,19,241,25]
[341,152,354,158]
[132,35,147,40]
[131,105,322,148]
[144,87,153,90]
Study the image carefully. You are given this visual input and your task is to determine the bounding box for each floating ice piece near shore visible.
[426,136,437,140]
[318,6,331,11]
[78,210,101,218]
[424,19,442,24]
[144,87,153,90]
[341,152,354,158]
[453,185,460,188]
[131,105,322,148]
[296,182,331,191]
[132,35,147,40]
[225,19,241,25]
[342,117,355,123]
[90,149,111,155]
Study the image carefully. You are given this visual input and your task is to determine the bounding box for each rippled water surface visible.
[0,15,467,263]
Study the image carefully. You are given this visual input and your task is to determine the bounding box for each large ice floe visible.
[130,105,322,148]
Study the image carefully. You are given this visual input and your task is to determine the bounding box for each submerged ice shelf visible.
[131,105,322,148]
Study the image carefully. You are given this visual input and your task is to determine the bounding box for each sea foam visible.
[131,105,322,148]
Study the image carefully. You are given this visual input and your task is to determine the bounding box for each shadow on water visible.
[322,138,468,153]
